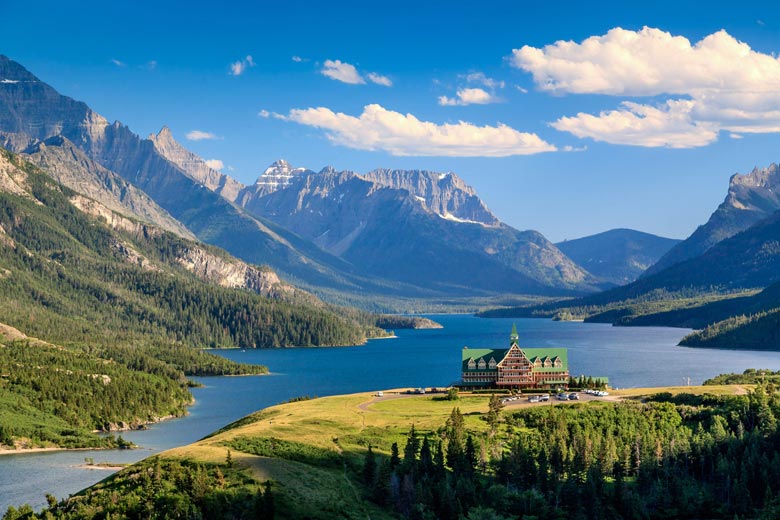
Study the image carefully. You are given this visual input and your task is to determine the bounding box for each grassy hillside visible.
[23,384,780,519]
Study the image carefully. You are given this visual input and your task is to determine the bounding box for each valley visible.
[3,10,780,518]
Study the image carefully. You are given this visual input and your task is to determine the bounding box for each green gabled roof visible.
[524,348,568,372]
[462,348,506,372]
[462,346,568,373]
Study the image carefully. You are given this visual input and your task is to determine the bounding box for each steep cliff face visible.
[0,56,100,147]
[149,127,244,202]
[362,168,499,225]
[235,159,313,206]
[0,146,34,199]
[646,163,780,276]
[66,193,296,300]
[24,136,195,240]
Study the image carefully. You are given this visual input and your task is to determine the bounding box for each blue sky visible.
[3,0,780,242]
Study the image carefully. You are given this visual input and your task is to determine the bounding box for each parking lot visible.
[500,390,612,408]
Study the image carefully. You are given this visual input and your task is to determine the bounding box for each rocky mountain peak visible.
[645,161,780,276]
[0,55,39,83]
[264,159,291,174]
[724,163,780,213]
[258,159,307,180]
[149,125,174,142]
[149,126,243,202]
[362,168,499,226]
[730,163,780,189]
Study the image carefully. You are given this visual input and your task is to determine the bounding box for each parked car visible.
[557,393,569,401]
[569,393,579,400]
[597,390,609,397]
[528,395,541,403]
[540,394,550,401]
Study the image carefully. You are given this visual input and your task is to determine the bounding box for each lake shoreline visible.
[0,446,110,457]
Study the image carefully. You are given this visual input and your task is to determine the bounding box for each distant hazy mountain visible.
[556,229,680,285]
[551,208,780,310]
[645,163,780,276]
[240,164,602,294]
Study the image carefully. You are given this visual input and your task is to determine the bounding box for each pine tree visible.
[363,444,377,486]
[390,442,401,469]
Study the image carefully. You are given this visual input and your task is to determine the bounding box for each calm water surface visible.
[4,315,780,510]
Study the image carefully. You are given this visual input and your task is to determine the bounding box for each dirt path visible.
[356,392,416,412]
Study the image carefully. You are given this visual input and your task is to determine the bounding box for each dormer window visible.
[467,359,476,370]
[488,358,497,369]
[478,359,486,370]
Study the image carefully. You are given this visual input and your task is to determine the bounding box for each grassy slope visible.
[45,385,748,518]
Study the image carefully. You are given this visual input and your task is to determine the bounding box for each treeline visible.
[704,368,780,385]
[2,456,275,520]
[363,388,780,519]
[680,308,780,349]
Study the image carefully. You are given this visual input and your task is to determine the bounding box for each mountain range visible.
[1,54,659,305]
[482,158,780,348]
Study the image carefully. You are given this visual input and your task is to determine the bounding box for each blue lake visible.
[5,315,780,511]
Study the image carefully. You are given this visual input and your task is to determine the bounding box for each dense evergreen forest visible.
[680,308,780,349]
[16,386,780,519]
[358,389,780,519]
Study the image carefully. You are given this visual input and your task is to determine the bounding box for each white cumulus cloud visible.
[439,88,501,106]
[279,103,556,157]
[229,55,255,76]
[366,72,393,86]
[321,60,365,84]
[552,100,719,148]
[462,72,505,89]
[512,27,780,147]
[205,159,224,170]
[186,130,219,141]
[320,59,392,86]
